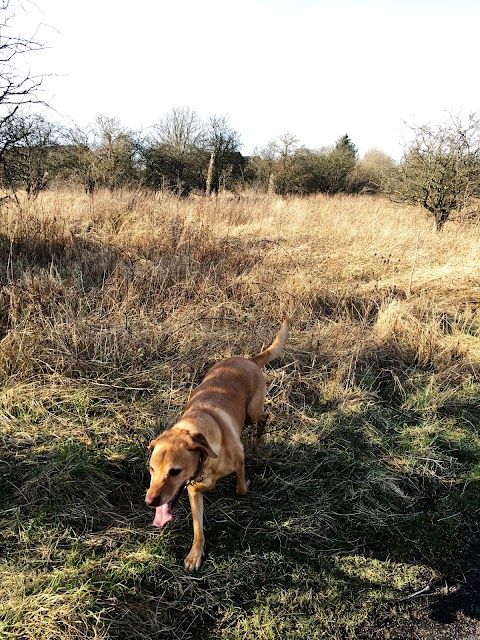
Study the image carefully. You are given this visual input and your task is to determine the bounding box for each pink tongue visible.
[153,504,173,528]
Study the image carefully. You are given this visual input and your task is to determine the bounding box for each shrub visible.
[386,113,480,230]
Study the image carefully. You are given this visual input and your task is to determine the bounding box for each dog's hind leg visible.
[255,413,268,440]
[246,380,267,426]
[247,389,269,445]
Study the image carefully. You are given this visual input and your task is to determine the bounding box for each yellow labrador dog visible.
[145,319,289,570]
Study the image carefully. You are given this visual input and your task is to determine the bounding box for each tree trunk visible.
[205,150,216,197]
[268,172,276,194]
[435,209,449,231]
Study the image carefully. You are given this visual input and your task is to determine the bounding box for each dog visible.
[145,319,289,570]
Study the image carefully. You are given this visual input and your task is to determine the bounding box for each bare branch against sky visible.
[10,0,480,159]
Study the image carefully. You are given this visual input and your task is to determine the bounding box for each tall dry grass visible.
[2,188,480,639]
[2,187,480,464]
[1,188,479,400]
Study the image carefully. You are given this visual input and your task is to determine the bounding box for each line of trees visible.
[0,109,397,198]
[5,106,480,234]
[247,133,394,196]
[0,110,248,197]
[2,0,480,230]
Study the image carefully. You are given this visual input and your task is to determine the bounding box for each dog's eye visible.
[149,465,154,474]
[168,468,182,477]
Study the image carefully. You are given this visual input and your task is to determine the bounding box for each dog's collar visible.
[185,453,205,487]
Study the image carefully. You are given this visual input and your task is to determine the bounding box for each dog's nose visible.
[145,493,160,507]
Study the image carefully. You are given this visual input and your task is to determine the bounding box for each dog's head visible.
[145,429,217,528]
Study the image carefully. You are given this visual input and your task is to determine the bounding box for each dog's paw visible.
[236,478,251,497]
[184,545,205,571]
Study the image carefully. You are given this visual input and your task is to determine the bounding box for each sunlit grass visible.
[1,188,480,638]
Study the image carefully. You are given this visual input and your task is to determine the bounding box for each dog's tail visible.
[249,319,289,368]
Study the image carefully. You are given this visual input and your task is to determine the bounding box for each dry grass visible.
[1,188,480,639]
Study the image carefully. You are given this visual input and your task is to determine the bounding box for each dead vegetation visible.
[1,189,480,639]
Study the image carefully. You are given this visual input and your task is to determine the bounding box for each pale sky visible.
[13,0,480,159]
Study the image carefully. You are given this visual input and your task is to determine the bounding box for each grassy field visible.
[1,188,480,639]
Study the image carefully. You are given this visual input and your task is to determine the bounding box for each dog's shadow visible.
[5,421,480,638]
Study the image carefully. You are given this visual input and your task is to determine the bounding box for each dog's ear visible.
[148,439,157,451]
[189,433,218,458]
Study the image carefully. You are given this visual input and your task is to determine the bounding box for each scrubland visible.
[1,189,480,639]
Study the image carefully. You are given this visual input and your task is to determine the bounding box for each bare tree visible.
[0,0,46,163]
[94,115,139,190]
[154,106,204,153]
[142,107,206,195]
[275,132,300,168]
[64,123,100,199]
[204,114,241,196]
[268,133,300,193]
[387,113,480,230]
[0,112,58,196]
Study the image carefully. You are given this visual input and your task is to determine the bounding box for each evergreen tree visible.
[335,134,358,160]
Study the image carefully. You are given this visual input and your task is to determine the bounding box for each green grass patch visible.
[2,377,480,638]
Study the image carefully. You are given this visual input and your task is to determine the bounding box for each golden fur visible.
[145,319,289,570]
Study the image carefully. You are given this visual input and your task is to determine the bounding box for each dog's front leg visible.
[236,456,248,496]
[185,486,205,571]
